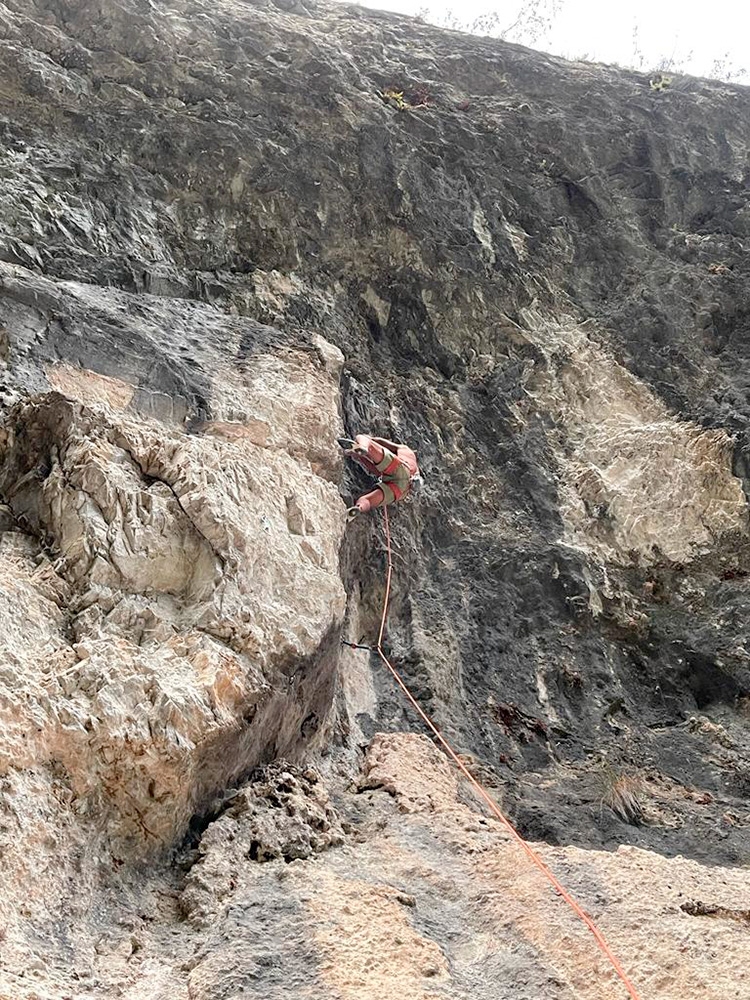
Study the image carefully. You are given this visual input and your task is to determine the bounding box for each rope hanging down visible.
[372,504,643,1000]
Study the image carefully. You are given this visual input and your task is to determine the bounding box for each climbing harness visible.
[359,504,644,1000]
[374,448,404,477]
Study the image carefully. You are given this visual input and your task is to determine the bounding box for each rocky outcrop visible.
[1,0,750,997]
[103,736,750,1000]
[0,264,347,980]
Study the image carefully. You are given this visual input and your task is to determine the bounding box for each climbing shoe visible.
[346,506,361,521]
[337,437,355,449]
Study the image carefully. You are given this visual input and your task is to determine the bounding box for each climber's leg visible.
[390,461,411,499]
[342,435,381,477]
[357,485,388,512]
[352,434,392,469]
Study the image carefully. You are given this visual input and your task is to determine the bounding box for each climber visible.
[339,434,421,521]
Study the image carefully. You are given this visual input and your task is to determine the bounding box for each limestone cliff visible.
[1,1,749,997]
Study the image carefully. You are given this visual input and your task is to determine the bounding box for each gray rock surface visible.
[1,0,750,997]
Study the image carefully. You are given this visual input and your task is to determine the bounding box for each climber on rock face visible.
[339,434,421,521]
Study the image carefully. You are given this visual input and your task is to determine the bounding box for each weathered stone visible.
[180,761,344,927]
[1,0,750,996]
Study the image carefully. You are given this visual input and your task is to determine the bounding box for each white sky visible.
[352,0,750,83]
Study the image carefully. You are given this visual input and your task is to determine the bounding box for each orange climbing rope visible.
[373,504,643,1000]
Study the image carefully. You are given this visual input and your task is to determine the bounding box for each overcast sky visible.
[352,0,750,83]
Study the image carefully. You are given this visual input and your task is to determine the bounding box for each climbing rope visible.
[372,504,643,1000]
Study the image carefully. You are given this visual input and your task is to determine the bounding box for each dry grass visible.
[601,773,645,825]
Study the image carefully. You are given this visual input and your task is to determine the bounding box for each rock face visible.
[0,266,348,983]
[1,0,750,997]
